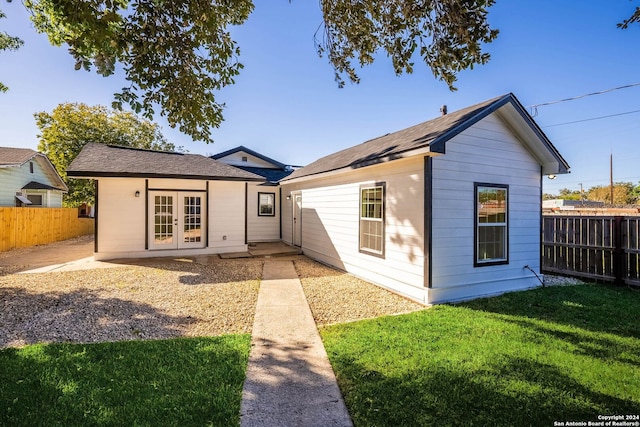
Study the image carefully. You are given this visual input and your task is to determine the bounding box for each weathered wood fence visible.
[542,215,640,286]
[0,208,94,252]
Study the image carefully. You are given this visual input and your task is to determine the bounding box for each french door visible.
[149,191,206,250]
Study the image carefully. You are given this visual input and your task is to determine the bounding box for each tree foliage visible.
[587,182,638,205]
[35,103,178,206]
[22,0,498,143]
[0,9,24,92]
[4,1,639,143]
[548,182,640,205]
[317,0,498,88]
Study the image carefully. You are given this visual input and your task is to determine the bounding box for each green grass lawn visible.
[0,336,250,427]
[321,284,640,427]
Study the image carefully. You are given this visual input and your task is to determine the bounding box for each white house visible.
[279,93,570,304]
[211,146,297,243]
[67,93,570,304]
[0,147,68,207]
[67,143,265,261]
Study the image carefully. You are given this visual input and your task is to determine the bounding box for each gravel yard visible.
[0,248,427,349]
[294,259,426,326]
[0,259,262,348]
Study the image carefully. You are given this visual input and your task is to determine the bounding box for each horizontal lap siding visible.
[247,184,280,242]
[430,114,542,303]
[0,161,63,207]
[281,157,426,302]
[209,181,246,250]
[97,178,146,253]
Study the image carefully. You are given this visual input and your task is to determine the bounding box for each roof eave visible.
[67,171,265,182]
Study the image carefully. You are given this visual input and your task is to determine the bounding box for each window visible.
[29,162,34,173]
[26,194,43,206]
[475,183,508,266]
[258,192,275,216]
[241,156,248,162]
[360,183,385,256]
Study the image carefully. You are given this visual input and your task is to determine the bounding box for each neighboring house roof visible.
[211,145,287,169]
[0,147,39,166]
[283,93,570,181]
[67,143,265,181]
[22,181,62,191]
[0,146,68,192]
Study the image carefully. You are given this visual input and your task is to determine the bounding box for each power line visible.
[527,82,640,116]
[541,109,640,128]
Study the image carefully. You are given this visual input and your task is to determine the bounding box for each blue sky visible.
[1,1,639,195]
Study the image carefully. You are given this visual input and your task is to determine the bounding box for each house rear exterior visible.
[0,147,68,207]
[211,146,297,243]
[67,143,264,261]
[279,94,569,304]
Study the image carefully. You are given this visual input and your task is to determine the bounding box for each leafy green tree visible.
[35,103,179,206]
[0,9,24,92]
[631,182,640,204]
[557,188,581,201]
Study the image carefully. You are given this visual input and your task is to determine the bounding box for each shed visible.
[279,93,570,304]
[67,143,264,260]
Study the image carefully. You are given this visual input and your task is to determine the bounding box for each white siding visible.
[247,184,281,242]
[0,160,64,207]
[216,151,277,168]
[93,178,249,260]
[429,113,542,303]
[96,178,147,258]
[281,156,427,302]
[209,181,248,251]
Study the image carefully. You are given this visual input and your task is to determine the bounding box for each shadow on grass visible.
[0,287,195,347]
[322,285,640,426]
[0,336,250,427]
[456,283,640,339]
[331,353,639,427]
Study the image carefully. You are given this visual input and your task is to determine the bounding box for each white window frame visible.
[359,183,385,257]
[475,183,509,267]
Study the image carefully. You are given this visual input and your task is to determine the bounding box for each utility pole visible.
[579,183,584,206]
[610,153,614,204]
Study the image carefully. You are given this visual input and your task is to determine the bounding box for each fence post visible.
[613,216,624,286]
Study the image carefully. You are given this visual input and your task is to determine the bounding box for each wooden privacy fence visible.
[542,215,640,286]
[0,207,94,252]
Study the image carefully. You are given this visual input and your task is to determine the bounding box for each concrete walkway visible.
[240,261,353,427]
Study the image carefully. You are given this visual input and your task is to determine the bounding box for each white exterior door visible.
[292,192,302,247]
[149,191,206,250]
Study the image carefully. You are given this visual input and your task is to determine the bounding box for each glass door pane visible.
[154,195,174,245]
[182,195,202,244]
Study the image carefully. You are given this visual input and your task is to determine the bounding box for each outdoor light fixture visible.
[286,195,291,200]
[135,191,141,197]
[547,175,557,180]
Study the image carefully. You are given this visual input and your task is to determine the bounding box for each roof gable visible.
[67,143,265,181]
[284,93,569,181]
[211,146,287,170]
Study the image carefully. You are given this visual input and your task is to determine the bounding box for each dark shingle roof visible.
[22,181,63,191]
[283,93,569,181]
[0,147,37,166]
[234,166,294,183]
[67,143,265,181]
